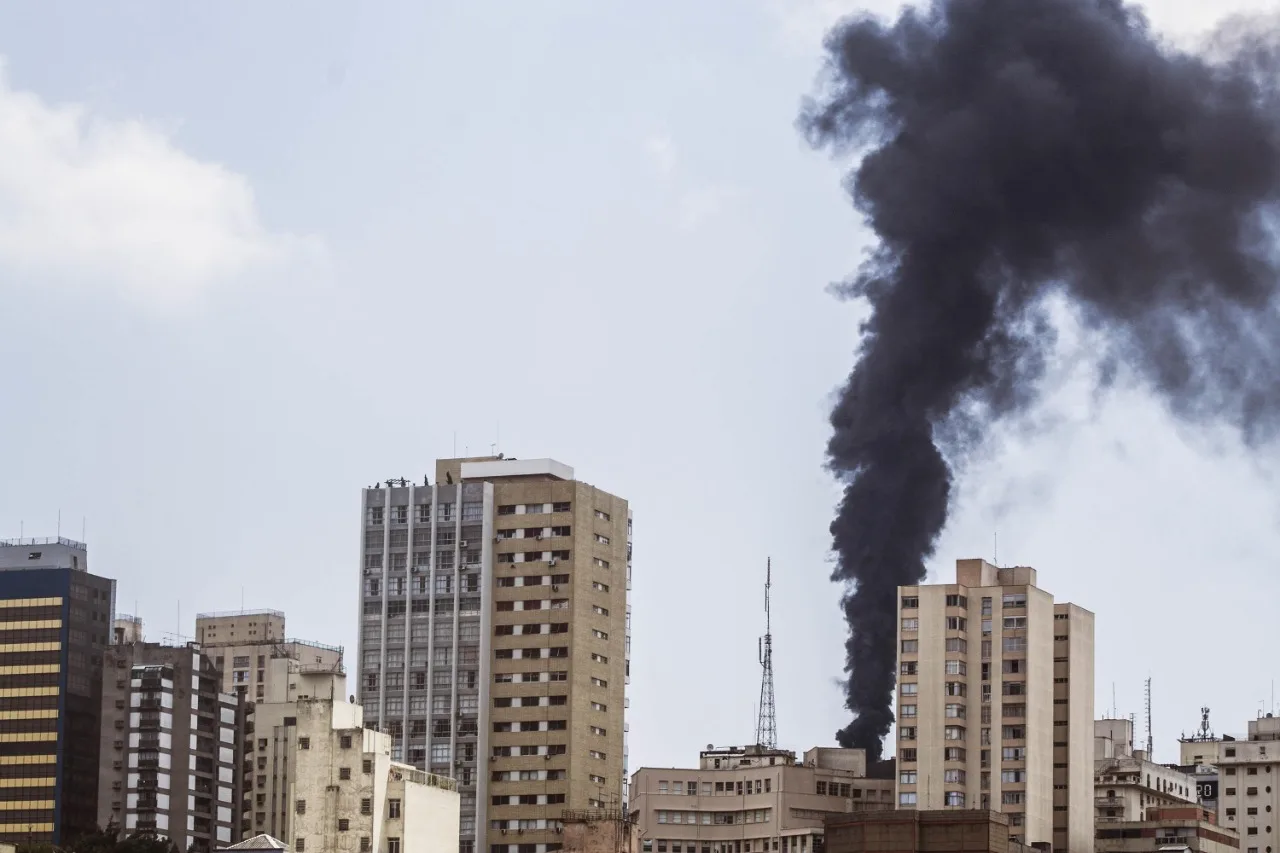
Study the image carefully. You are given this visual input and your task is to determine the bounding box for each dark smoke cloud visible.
[801,0,1280,761]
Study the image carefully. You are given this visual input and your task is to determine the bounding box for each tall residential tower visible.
[895,559,1094,853]
[357,457,631,853]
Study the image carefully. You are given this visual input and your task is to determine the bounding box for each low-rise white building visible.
[260,690,459,853]
[1095,718,1198,825]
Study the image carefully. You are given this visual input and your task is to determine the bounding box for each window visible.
[360,798,372,815]
[944,660,966,675]
[388,799,401,819]
[338,819,350,832]
[900,771,917,784]
[900,683,917,696]
[900,704,917,718]
[1001,770,1025,783]
[899,792,917,806]
[1003,616,1026,629]
[339,767,351,780]
[901,596,919,609]
[945,704,966,718]
[946,616,967,631]
[945,638,967,652]
[901,749,917,762]
[387,839,400,853]
[592,629,609,640]
[1002,747,1026,761]
[1002,593,1026,608]
[901,640,918,653]
[593,581,610,592]
[944,770,966,784]
[901,618,919,631]
[944,726,965,741]
[944,748,966,761]
[1003,725,1026,739]
[296,800,307,815]
[945,792,965,807]
[295,841,305,852]
[901,661,917,675]
[363,760,373,774]
[340,735,352,749]
[945,594,967,608]
[360,839,371,853]
[899,727,916,741]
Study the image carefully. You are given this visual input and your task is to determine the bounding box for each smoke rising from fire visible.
[801,0,1280,761]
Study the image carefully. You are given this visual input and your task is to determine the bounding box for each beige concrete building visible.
[1182,714,1280,853]
[260,691,460,853]
[357,457,631,853]
[823,809,1028,853]
[1095,806,1238,853]
[246,666,346,839]
[895,559,1095,853]
[196,610,344,705]
[631,744,894,853]
[1095,718,1198,825]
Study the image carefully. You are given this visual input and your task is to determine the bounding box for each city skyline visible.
[3,0,1280,780]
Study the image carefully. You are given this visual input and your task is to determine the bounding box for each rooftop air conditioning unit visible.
[549,559,557,567]
[552,585,560,592]
[459,541,468,548]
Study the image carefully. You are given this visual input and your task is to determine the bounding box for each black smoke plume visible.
[802,0,1280,761]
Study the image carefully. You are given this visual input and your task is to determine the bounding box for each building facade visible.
[266,695,460,853]
[896,559,1095,853]
[97,642,249,850]
[0,536,114,845]
[1185,714,1280,853]
[357,457,631,853]
[195,610,344,706]
[630,744,894,853]
[1095,806,1238,853]
[1094,718,1198,825]
[247,668,347,839]
[823,809,1029,853]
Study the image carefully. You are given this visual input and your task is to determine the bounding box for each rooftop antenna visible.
[993,531,998,567]
[755,558,777,750]
[1145,676,1154,757]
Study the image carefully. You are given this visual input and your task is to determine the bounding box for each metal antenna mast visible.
[756,558,777,749]
[1145,677,1154,757]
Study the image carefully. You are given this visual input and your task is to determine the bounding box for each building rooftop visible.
[0,536,86,549]
[195,608,285,620]
[220,834,288,850]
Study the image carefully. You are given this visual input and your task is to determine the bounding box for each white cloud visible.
[677,186,742,233]
[644,133,677,179]
[0,61,314,306]
[643,131,741,233]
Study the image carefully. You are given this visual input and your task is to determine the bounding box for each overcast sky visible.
[2,0,1278,774]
